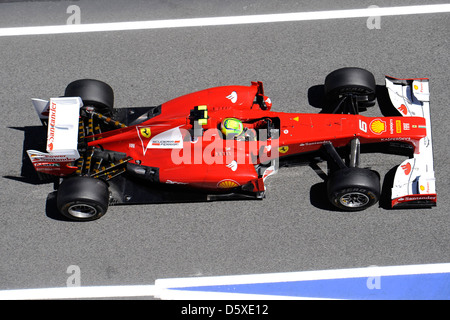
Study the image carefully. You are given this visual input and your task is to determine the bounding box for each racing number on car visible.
[359,119,368,133]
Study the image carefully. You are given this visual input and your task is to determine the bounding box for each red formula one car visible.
[27,67,436,221]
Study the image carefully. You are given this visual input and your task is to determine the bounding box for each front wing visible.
[386,76,436,208]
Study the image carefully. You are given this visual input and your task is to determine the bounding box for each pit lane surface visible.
[0,0,449,298]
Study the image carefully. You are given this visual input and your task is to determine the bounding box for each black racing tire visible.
[64,79,114,114]
[324,67,376,104]
[327,167,380,211]
[57,176,109,221]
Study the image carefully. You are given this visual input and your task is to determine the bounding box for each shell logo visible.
[370,119,386,135]
[217,179,240,189]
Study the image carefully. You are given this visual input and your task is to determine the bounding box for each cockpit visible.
[219,117,279,141]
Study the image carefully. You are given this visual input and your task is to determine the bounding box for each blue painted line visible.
[156,264,450,299]
[173,273,450,299]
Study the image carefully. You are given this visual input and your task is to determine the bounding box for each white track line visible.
[0,285,158,300]
[0,4,449,37]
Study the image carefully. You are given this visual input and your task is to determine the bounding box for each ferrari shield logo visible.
[137,126,152,155]
[279,146,289,154]
[139,127,151,138]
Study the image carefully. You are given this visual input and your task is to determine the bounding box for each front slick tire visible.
[324,67,376,100]
[327,167,380,211]
[57,177,109,221]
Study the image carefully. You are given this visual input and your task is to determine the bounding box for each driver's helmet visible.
[220,118,244,137]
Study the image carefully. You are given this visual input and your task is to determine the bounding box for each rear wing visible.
[27,97,82,176]
[385,76,436,208]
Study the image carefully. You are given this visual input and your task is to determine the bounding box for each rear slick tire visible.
[57,176,109,221]
[64,79,114,114]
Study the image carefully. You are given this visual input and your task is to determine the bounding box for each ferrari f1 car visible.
[26,67,436,221]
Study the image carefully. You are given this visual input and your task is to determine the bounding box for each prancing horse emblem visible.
[140,127,151,138]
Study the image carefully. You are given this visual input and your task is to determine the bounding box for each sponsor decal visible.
[217,179,240,189]
[395,194,436,204]
[370,119,386,135]
[138,126,183,155]
[299,140,330,147]
[226,160,238,172]
[35,163,60,168]
[416,82,425,93]
[136,126,153,155]
[396,120,402,133]
[279,146,289,154]
[28,152,78,162]
[151,140,182,147]
[26,150,79,175]
[398,104,408,115]
[262,167,275,181]
[381,137,411,142]
[265,97,272,106]
[401,162,412,175]
[150,127,183,149]
[226,91,238,103]
[47,101,57,151]
[139,127,151,139]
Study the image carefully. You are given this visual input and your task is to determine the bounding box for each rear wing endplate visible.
[385,76,436,208]
[27,97,82,176]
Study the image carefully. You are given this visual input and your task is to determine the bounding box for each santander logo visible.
[398,104,408,115]
[401,162,412,175]
[47,102,57,151]
[226,91,238,103]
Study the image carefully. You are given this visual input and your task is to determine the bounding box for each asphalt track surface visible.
[0,0,449,297]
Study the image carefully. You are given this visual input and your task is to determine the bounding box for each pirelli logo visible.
[396,120,402,133]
